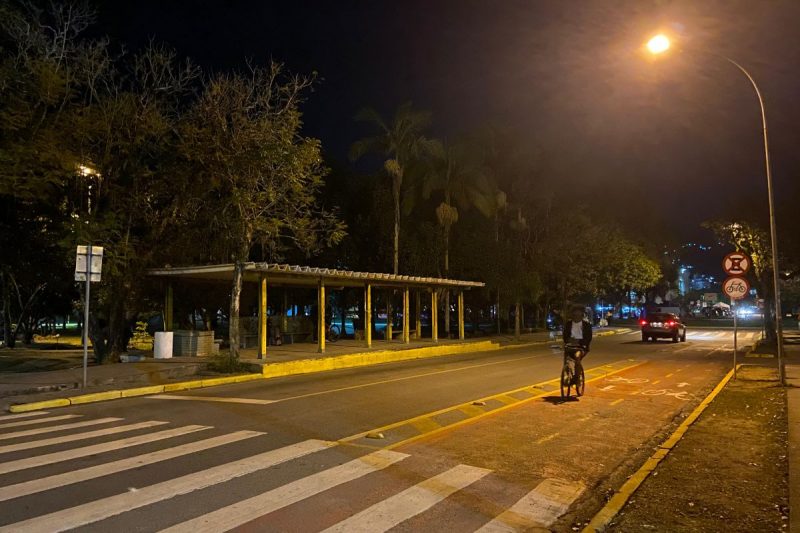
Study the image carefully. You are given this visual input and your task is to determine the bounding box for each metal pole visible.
[721,56,784,384]
[83,246,91,389]
[733,299,738,380]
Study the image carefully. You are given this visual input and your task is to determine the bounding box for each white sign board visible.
[703,292,718,304]
[75,245,104,282]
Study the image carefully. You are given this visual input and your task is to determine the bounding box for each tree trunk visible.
[496,289,501,334]
[393,178,400,275]
[443,225,450,338]
[514,300,521,340]
[229,259,246,367]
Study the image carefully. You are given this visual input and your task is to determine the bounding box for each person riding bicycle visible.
[562,305,593,360]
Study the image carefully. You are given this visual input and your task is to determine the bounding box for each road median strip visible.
[583,365,738,532]
[340,360,646,451]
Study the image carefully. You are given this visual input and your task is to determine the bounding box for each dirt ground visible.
[608,364,789,532]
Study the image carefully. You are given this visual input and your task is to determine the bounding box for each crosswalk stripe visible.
[323,463,492,532]
[0,417,121,442]
[0,439,334,533]
[0,414,81,430]
[0,430,263,503]
[159,449,410,533]
[0,420,168,455]
[0,411,49,422]
[476,478,584,531]
[0,425,210,475]
[714,332,726,338]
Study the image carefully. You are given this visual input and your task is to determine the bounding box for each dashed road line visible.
[535,432,560,445]
[610,399,624,406]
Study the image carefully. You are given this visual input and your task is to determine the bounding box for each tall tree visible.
[420,139,498,335]
[180,63,344,366]
[349,102,435,274]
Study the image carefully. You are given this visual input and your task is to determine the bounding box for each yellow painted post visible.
[258,274,267,359]
[431,289,439,342]
[386,291,393,342]
[415,290,422,340]
[164,283,173,331]
[458,290,465,340]
[365,283,372,348]
[403,287,410,344]
[318,280,325,354]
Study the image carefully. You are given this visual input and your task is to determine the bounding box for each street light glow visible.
[646,34,670,55]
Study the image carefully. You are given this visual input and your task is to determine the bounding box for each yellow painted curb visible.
[6,373,264,412]
[120,385,165,398]
[262,340,499,378]
[9,398,71,413]
[163,379,204,392]
[70,390,122,405]
[583,365,738,532]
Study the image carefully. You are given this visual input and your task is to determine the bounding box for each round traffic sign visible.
[722,276,750,300]
[723,252,751,275]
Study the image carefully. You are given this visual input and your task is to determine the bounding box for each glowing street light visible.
[646,34,670,55]
[643,33,786,383]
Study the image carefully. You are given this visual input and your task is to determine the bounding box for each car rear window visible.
[647,314,676,321]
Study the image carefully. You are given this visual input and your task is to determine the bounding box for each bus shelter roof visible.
[147,263,484,289]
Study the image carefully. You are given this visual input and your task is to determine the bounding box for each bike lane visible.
[384,355,731,532]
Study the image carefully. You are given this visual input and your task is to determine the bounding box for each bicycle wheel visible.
[328,324,341,342]
[560,365,573,399]
[575,365,585,397]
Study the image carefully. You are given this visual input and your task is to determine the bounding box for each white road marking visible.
[159,449,410,533]
[598,385,615,391]
[0,417,122,441]
[677,382,690,388]
[0,439,334,533]
[0,414,81,429]
[0,425,209,475]
[0,420,168,454]
[323,464,491,532]
[147,394,277,405]
[0,411,49,422]
[477,478,585,532]
[0,430,263,502]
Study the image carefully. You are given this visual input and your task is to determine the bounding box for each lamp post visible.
[646,34,785,383]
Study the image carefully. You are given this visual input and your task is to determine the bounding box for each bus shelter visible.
[147,263,484,358]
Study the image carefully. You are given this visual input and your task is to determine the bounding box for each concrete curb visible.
[261,340,499,378]
[7,373,264,413]
[583,365,738,532]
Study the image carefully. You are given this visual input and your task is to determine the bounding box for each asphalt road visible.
[0,329,755,532]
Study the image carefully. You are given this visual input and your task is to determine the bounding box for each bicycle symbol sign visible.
[722,276,750,300]
[723,252,751,275]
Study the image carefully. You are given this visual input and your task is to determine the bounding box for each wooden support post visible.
[318,280,325,354]
[458,290,465,340]
[386,290,393,342]
[258,274,267,359]
[415,291,422,340]
[365,283,372,348]
[403,287,410,344]
[164,283,173,331]
[515,300,521,340]
[431,289,439,342]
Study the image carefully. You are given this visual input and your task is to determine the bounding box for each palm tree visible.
[350,102,435,274]
[421,139,499,336]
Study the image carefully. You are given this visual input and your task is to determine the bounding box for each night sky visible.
[92,0,800,245]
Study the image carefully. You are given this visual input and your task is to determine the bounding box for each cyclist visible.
[563,305,593,362]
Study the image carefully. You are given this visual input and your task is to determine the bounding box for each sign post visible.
[722,252,751,380]
[75,246,103,389]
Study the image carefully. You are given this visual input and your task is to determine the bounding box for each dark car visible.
[640,313,686,343]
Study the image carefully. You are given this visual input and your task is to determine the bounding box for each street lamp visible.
[645,33,785,383]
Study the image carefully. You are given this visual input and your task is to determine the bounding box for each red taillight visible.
[639,319,648,326]
[667,321,675,326]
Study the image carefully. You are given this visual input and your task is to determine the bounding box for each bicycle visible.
[325,323,341,343]
[560,343,586,399]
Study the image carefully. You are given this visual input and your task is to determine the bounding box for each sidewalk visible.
[596,350,794,532]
